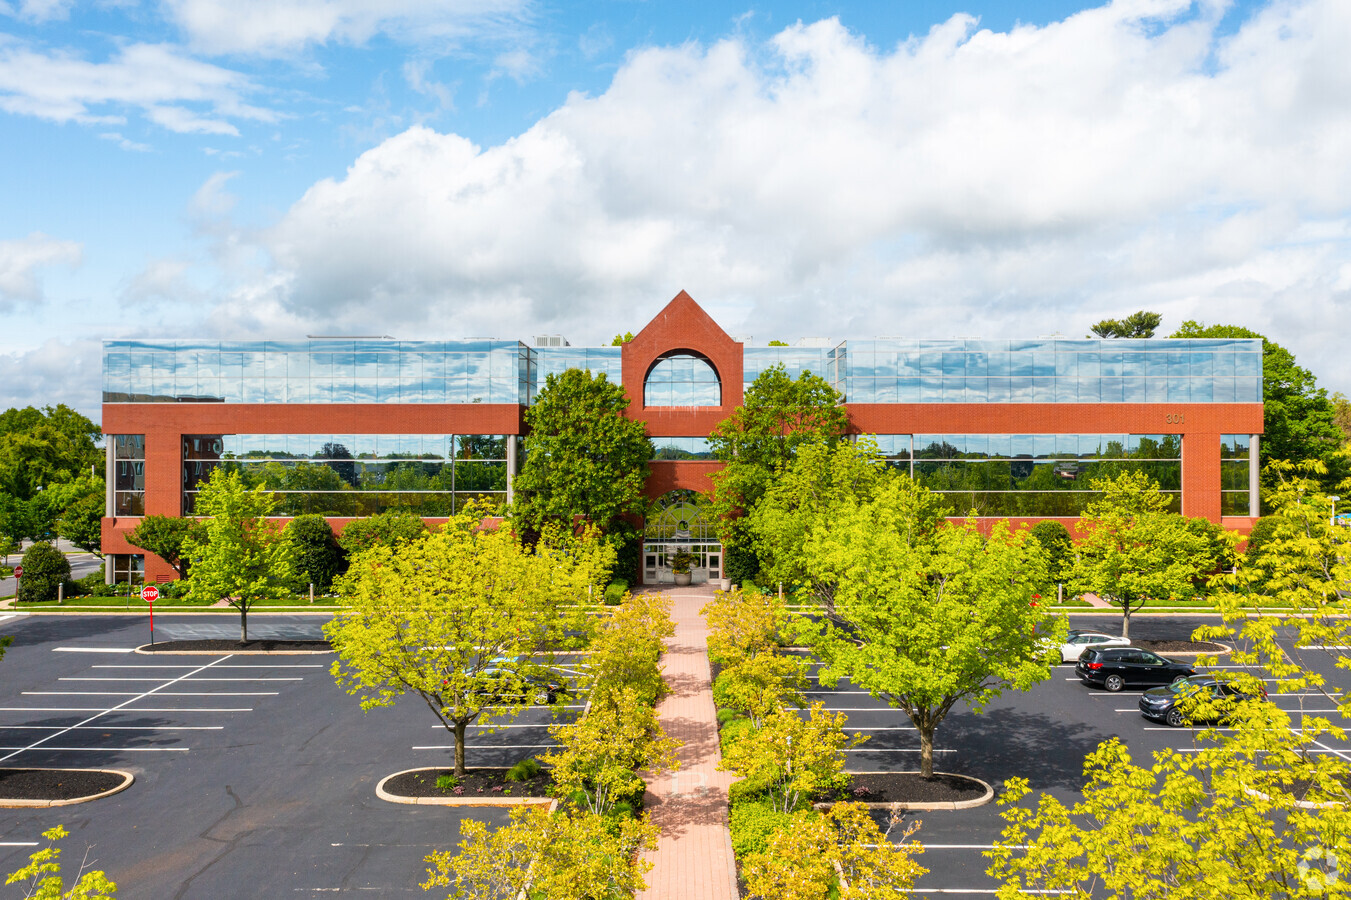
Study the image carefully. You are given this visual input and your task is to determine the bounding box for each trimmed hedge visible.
[728,797,792,858]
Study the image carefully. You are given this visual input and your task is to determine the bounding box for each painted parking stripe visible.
[63,677,304,682]
[0,746,189,753]
[844,748,955,753]
[92,664,324,669]
[25,691,278,697]
[844,727,917,731]
[0,842,39,847]
[0,725,223,731]
[1118,708,1343,713]
[0,707,252,713]
[412,744,559,750]
[53,648,134,653]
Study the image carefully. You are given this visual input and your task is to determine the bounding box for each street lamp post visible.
[1332,495,1341,529]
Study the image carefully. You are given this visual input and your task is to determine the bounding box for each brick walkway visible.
[636,586,740,900]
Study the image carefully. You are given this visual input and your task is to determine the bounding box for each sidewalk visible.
[636,586,740,900]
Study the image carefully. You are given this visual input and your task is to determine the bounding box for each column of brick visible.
[636,586,740,900]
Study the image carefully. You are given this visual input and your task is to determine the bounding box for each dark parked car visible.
[1139,675,1269,727]
[1076,646,1194,692]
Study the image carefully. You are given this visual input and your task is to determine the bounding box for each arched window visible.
[643,351,721,407]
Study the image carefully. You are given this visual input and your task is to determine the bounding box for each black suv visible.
[1139,675,1268,727]
[1076,647,1194,692]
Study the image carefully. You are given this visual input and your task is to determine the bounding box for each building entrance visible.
[642,490,722,585]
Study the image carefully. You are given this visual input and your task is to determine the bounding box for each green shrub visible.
[719,717,755,754]
[728,797,792,858]
[604,579,628,606]
[716,707,743,726]
[724,544,760,586]
[16,542,70,603]
[284,514,346,592]
[505,758,543,782]
[436,773,459,792]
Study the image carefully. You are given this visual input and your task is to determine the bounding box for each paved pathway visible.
[636,586,740,900]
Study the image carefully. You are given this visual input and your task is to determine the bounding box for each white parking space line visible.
[0,746,189,753]
[412,744,559,750]
[0,842,39,847]
[0,707,253,713]
[53,648,134,653]
[0,725,223,731]
[1117,708,1343,713]
[845,727,917,731]
[845,748,955,753]
[463,724,574,729]
[1298,646,1351,650]
[793,707,899,712]
[804,691,877,695]
[93,659,326,664]
[25,692,278,697]
[63,677,303,682]
[912,891,1071,895]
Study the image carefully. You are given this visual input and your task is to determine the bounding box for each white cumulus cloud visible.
[161,0,534,57]
[216,0,1351,390]
[0,41,276,133]
[0,233,81,308]
[0,338,103,419]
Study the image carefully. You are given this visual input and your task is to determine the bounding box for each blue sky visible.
[1,0,1346,416]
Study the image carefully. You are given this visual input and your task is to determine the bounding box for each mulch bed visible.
[1133,640,1228,654]
[817,772,987,805]
[0,768,125,801]
[382,768,554,800]
[142,639,332,653]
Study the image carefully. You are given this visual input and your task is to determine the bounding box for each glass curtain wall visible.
[112,435,145,516]
[651,437,714,460]
[104,340,533,405]
[643,352,722,406]
[181,434,508,516]
[1221,435,1253,516]
[872,434,1183,516]
[846,339,1262,403]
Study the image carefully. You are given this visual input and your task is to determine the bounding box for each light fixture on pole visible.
[1332,495,1341,529]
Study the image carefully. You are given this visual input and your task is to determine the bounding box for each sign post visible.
[141,585,160,646]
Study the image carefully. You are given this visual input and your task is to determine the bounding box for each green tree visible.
[423,805,658,900]
[709,364,849,571]
[797,477,1062,778]
[702,585,790,668]
[988,709,1351,899]
[1333,391,1351,444]
[744,803,926,900]
[748,439,892,603]
[326,514,603,776]
[610,331,634,345]
[712,651,807,727]
[56,492,104,557]
[183,469,296,641]
[282,514,345,593]
[1089,311,1162,338]
[1029,520,1073,590]
[543,684,680,817]
[16,542,70,603]
[719,703,862,813]
[125,516,203,579]
[333,509,427,556]
[1173,321,1347,497]
[587,590,674,707]
[511,368,652,546]
[1070,471,1222,639]
[3,825,117,899]
[0,405,102,502]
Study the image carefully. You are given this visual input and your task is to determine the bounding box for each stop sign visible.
[141,585,159,603]
[11,565,20,579]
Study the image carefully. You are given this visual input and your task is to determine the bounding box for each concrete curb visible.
[0,768,134,808]
[375,768,557,809]
[813,772,994,812]
[134,645,333,655]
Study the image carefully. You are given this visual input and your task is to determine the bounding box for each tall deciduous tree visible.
[126,515,203,579]
[1089,310,1162,338]
[797,477,1061,778]
[1173,321,1347,497]
[282,514,345,593]
[56,492,104,557]
[710,364,849,574]
[326,514,608,776]
[183,469,295,641]
[1070,471,1222,639]
[511,368,652,571]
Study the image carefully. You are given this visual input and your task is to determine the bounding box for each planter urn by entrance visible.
[674,571,692,586]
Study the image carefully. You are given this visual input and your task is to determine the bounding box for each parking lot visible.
[0,609,1346,896]
[0,612,582,897]
[790,612,1351,894]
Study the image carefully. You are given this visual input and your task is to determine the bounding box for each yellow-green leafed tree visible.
[326,513,601,777]
[987,701,1351,899]
[543,684,680,817]
[183,467,296,641]
[702,585,790,667]
[712,651,807,727]
[1070,470,1225,639]
[586,590,674,707]
[423,805,658,900]
[720,703,862,813]
[797,477,1063,778]
[744,803,925,900]
[5,826,117,900]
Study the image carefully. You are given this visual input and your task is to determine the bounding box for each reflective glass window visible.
[645,352,721,407]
